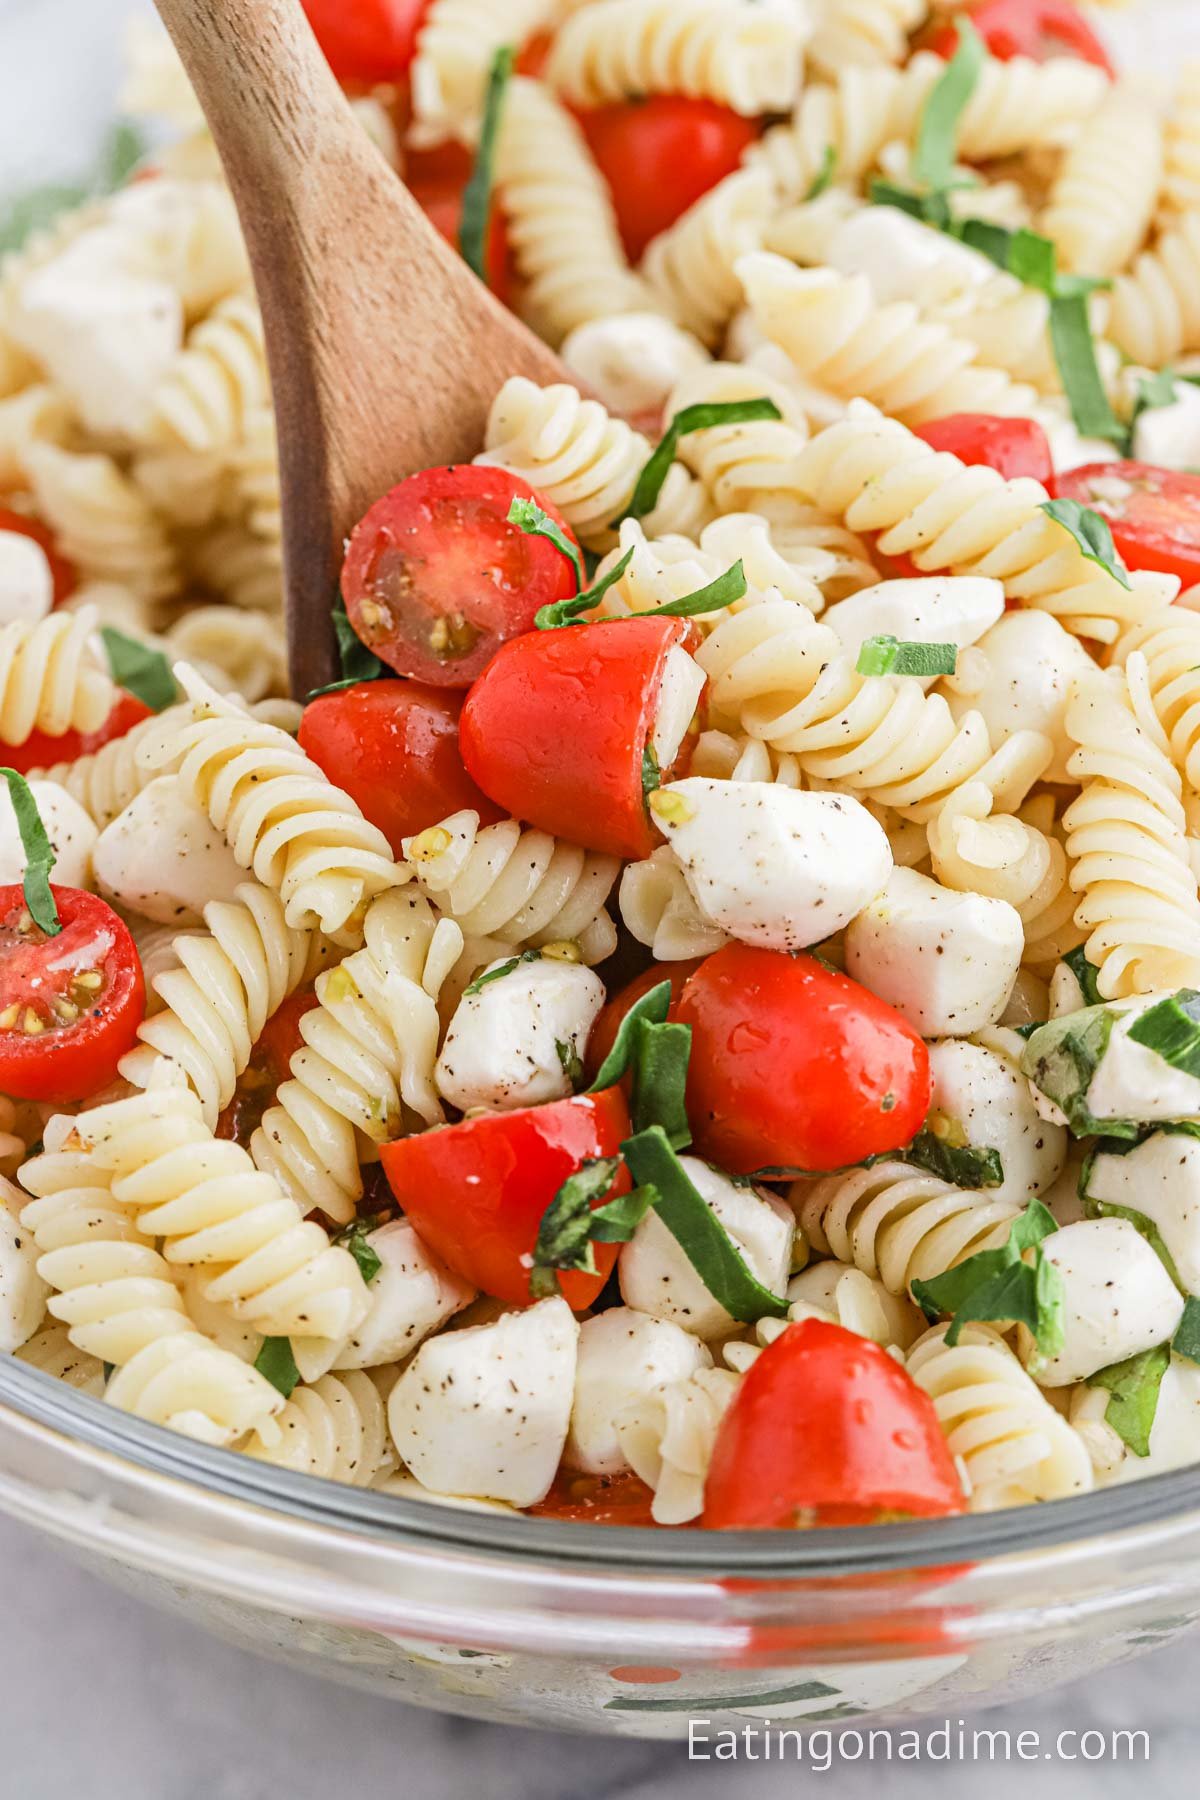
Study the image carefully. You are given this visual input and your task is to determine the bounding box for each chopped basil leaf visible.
[254,1336,300,1398]
[529,1156,621,1297]
[868,178,945,228]
[99,627,178,713]
[641,739,661,801]
[556,1037,584,1089]
[1063,944,1104,1008]
[910,1199,1064,1357]
[904,1129,1004,1190]
[589,1183,658,1242]
[589,980,672,1090]
[1130,367,1179,438]
[100,121,148,190]
[333,1220,384,1285]
[1082,1187,1184,1292]
[622,1125,790,1321]
[534,545,636,629]
[1047,296,1127,446]
[1173,1295,1200,1364]
[332,593,386,684]
[856,635,958,678]
[1127,988,1200,1080]
[463,949,541,997]
[618,399,784,526]
[459,45,514,284]
[1040,497,1132,590]
[587,977,693,1147]
[912,16,987,194]
[1020,1006,1140,1140]
[507,496,585,590]
[0,769,60,937]
[1088,1343,1170,1458]
[634,559,747,619]
[804,145,837,202]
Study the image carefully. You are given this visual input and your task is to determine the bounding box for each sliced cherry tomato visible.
[703,1320,966,1529]
[217,991,319,1148]
[930,0,1113,73]
[0,886,144,1103]
[2,690,153,778]
[342,467,580,688]
[1051,460,1200,585]
[380,1088,632,1309]
[578,98,761,262]
[300,0,428,84]
[298,679,503,855]
[674,945,931,1176]
[585,958,702,1080]
[459,616,698,861]
[407,145,516,305]
[915,414,1055,486]
[528,1468,666,1526]
[0,507,77,607]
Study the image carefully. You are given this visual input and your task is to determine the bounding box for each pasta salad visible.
[1,0,1199,1528]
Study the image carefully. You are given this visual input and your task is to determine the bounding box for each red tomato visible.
[0,507,77,606]
[300,0,428,83]
[407,145,516,304]
[585,958,702,1079]
[1051,461,1200,585]
[915,414,1054,486]
[930,0,1113,73]
[380,1088,633,1308]
[459,616,698,861]
[528,1469,666,1526]
[298,680,503,854]
[578,98,761,262]
[342,466,580,688]
[674,945,931,1175]
[3,690,153,778]
[217,991,318,1148]
[0,886,144,1103]
[703,1320,966,1529]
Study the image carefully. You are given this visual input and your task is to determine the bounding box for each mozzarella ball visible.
[649,778,892,952]
[1084,1132,1200,1296]
[1115,1355,1200,1483]
[1027,1218,1184,1387]
[565,1308,712,1475]
[0,530,54,625]
[824,206,994,306]
[0,1177,48,1355]
[945,611,1096,784]
[332,1221,475,1371]
[387,1297,578,1506]
[435,956,605,1114]
[823,576,1004,676]
[0,779,97,892]
[928,1038,1067,1207]
[1132,381,1200,470]
[561,313,710,420]
[845,867,1023,1037]
[619,1158,793,1339]
[93,775,247,925]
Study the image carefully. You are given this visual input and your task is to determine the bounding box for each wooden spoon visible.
[153,0,576,696]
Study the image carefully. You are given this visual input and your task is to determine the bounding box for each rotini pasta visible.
[613,1365,740,1524]
[22,442,178,600]
[14,1320,105,1395]
[245,1368,396,1485]
[0,602,112,746]
[927,781,1080,974]
[642,168,775,346]
[619,845,731,960]
[410,0,556,147]
[148,291,269,454]
[807,0,924,78]
[1038,86,1164,278]
[1112,605,1200,824]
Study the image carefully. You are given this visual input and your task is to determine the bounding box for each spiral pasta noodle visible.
[0,602,112,746]
[163,605,289,704]
[613,1365,740,1524]
[410,0,556,147]
[1112,605,1200,823]
[591,515,827,619]
[22,442,178,601]
[245,1369,396,1485]
[1038,87,1164,278]
[1161,65,1200,220]
[665,361,816,516]
[187,523,284,613]
[148,291,269,455]
[642,169,775,347]
[808,0,924,77]
[14,1321,104,1395]
[927,782,1079,974]
[0,383,70,489]
[619,846,731,961]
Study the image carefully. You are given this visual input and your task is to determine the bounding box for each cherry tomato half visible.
[929,0,1113,74]
[460,616,698,861]
[342,466,581,688]
[578,98,761,263]
[298,680,503,855]
[301,0,428,84]
[0,508,77,607]
[1051,460,1200,585]
[0,886,145,1103]
[380,1087,633,1308]
[915,414,1055,486]
[3,690,152,778]
[529,1469,666,1526]
[674,945,931,1176]
[217,990,319,1149]
[703,1320,966,1528]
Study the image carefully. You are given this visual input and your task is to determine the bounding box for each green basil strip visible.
[1173,1295,1200,1364]
[1087,1343,1170,1457]
[1127,989,1200,1080]
[621,1125,790,1322]
[1047,296,1127,448]
[100,120,148,190]
[530,1156,627,1298]
[1020,1006,1139,1140]
[910,1199,1063,1354]
[588,979,672,1091]
[804,145,837,202]
[0,769,60,936]
[463,949,541,997]
[904,1129,1003,1190]
[99,626,178,713]
[507,496,585,590]
[618,399,784,526]
[1081,1189,1185,1294]
[254,1336,300,1398]
[868,178,940,227]
[459,44,515,284]
[556,1037,585,1089]
[856,635,958,678]
[1041,496,1132,589]
[535,545,636,629]
[912,16,987,194]
[334,1221,383,1286]
[1063,943,1104,1008]
[633,559,747,620]
[589,1183,658,1242]
[632,1018,693,1150]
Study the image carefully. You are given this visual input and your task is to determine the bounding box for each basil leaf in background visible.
[867,178,942,227]
[459,44,515,284]
[804,145,837,202]
[641,740,661,802]
[0,120,148,255]
[254,1336,301,1398]
[1063,944,1104,1008]
[463,949,541,997]
[1041,496,1132,588]
[99,120,148,190]
[633,560,747,619]
[333,1220,384,1286]
[535,546,636,629]
[622,1125,790,1322]
[856,636,958,679]
[1046,297,1127,446]
[332,594,385,684]
[588,980,672,1092]
[1127,989,1200,1081]
[99,627,178,713]
[912,16,987,194]
[529,1156,622,1297]
[1088,1343,1170,1457]
[910,1199,1063,1354]
[1173,1296,1200,1364]
[0,769,60,936]
[904,1129,1004,1190]
[507,496,585,590]
[619,399,784,526]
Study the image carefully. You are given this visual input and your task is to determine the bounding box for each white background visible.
[1,0,1198,1794]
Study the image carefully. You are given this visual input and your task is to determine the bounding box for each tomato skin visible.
[529,1469,672,1525]
[460,616,696,861]
[0,886,145,1103]
[300,0,428,83]
[675,946,931,1176]
[915,414,1054,486]
[3,690,152,777]
[217,991,319,1148]
[0,508,77,606]
[342,467,580,688]
[578,98,760,262]
[585,958,702,1080]
[1051,460,1200,585]
[299,680,503,854]
[379,1088,633,1308]
[703,1320,966,1529]
[929,0,1113,73]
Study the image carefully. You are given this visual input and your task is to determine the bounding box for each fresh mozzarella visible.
[332,1221,475,1371]
[927,1038,1067,1207]
[387,1297,578,1506]
[565,1308,712,1475]
[435,955,605,1114]
[823,576,1004,677]
[92,775,248,926]
[1086,998,1200,1124]
[649,645,706,774]
[845,867,1023,1036]
[0,530,54,625]
[0,1176,48,1355]
[619,1158,793,1340]
[1132,381,1200,470]
[1115,1355,1200,1483]
[1048,957,1087,1018]
[649,777,892,952]
[1084,1132,1200,1294]
[561,313,710,419]
[0,778,97,892]
[1027,1218,1184,1387]
[824,207,994,307]
[945,610,1096,783]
